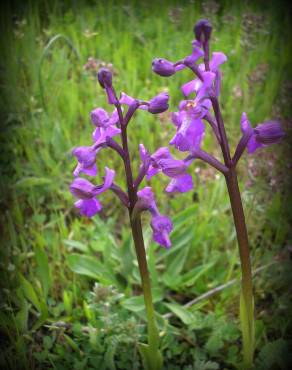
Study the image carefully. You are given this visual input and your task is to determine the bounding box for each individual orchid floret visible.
[90,107,121,143]
[152,42,204,78]
[72,145,98,177]
[136,186,173,248]
[139,145,193,193]
[120,92,169,114]
[97,68,118,104]
[148,92,169,114]
[169,109,205,153]
[152,58,176,77]
[240,112,284,154]
[70,167,115,217]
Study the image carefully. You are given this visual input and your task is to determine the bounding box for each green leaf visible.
[63,239,89,253]
[138,343,163,370]
[19,274,41,311]
[67,253,115,284]
[35,246,50,299]
[122,295,145,312]
[163,303,195,325]
[15,177,52,189]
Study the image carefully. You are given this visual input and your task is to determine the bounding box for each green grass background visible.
[0,0,291,369]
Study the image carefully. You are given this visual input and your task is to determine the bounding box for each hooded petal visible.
[158,158,187,178]
[72,146,97,177]
[148,92,169,114]
[152,58,176,77]
[137,186,159,214]
[254,121,284,145]
[90,108,110,127]
[70,177,96,199]
[151,215,173,248]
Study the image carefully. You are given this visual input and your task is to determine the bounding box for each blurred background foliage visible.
[0,0,291,369]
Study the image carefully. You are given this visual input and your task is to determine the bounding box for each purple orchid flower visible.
[70,167,115,217]
[72,145,98,177]
[139,144,193,193]
[90,107,121,143]
[152,40,204,78]
[119,91,169,114]
[137,186,173,248]
[240,112,285,154]
[169,108,205,153]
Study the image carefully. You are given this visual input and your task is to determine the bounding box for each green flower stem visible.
[130,216,160,352]
[225,167,254,369]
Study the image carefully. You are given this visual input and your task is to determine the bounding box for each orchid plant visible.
[69,67,190,369]
[152,19,284,369]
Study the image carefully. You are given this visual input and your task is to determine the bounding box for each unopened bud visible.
[194,19,212,43]
[254,121,284,145]
[97,68,112,88]
[148,92,169,114]
[152,58,176,77]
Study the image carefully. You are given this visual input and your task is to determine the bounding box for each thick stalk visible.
[130,216,159,350]
[225,167,254,369]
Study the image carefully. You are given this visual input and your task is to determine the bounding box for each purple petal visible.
[209,52,227,72]
[81,163,98,177]
[108,109,120,126]
[94,167,115,195]
[137,186,159,214]
[184,44,204,65]
[74,198,102,218]
[181,79,197,97]
[158,158,187,178]
[93,125,121,144]
[146,166,160,180]
[90,108,109,127]
[247,135,263,154]
[240,112,253,134]
[151,147,171,161]
[151,215,173,248]
[165,174,193,193]
[72,146,96,165]
[119,92,137,106]
[195,71,216,102]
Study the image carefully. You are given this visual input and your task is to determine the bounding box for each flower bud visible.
[152,58,176,77]
[148,92,169,114]
[194,19,212,43]
[254,121,284,145]
[97,68,112,88]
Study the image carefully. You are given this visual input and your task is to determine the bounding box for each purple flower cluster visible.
[152,19,284,180]
[70,69,175,248]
